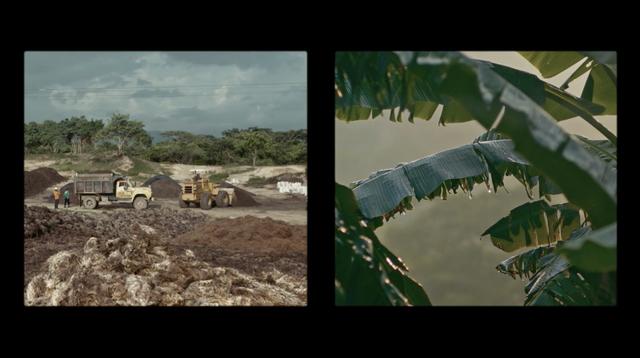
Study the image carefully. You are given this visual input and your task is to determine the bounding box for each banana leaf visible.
[335,183,431,306]
[482,200,582,252]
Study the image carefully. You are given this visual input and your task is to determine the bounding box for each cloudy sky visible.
[25,52,307,135]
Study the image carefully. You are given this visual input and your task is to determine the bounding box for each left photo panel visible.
[24,51,308,306]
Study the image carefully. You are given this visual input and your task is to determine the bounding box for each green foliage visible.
[483,200,581,252]
[25,116,104,154]
[558,223,617,273]
[126,157,155,177]
[208,171,230,182]
[245,176,270,187]
[496,225,616,305]
[335,183,431,306]
[25,116,306,166]
[96,113,151,156]
[336,51,617,306]
[230,129,275,167]
[338,51,616,229]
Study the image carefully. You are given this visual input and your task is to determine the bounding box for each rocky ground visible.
[24,206,307,306]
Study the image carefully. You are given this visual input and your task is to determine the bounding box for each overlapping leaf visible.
[496,226,615,306]
[496,246,556,279]
[575,135,617,165]
[518,51,586,78]
[415,51,616,228]
[336,52,606,125]
[337,51,616,228]
[482,200,582,252]
[558,223,617,272]
[517,51,617,114]
[335,183,431,306]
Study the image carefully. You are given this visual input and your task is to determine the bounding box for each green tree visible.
[97,113,151,156]
[232,130,274,167]
[335,51,616,306]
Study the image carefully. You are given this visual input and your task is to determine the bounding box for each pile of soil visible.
[24,205,208,286]
[24,168,66,197]
[219,182,260,207]
[173,216,306,278]
[25,230,304,306]
[266,173,306,184]
[143,175,181,199]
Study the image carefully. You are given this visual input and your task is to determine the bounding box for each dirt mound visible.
[266,173,306,184]
[219,182,260,207]
[24,205,209,286]
[173,216,306,278]
[143,175,181,198]
[25,230,305,306]
[24,167,66,197]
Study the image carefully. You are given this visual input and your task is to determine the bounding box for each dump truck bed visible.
[73,173,123,195]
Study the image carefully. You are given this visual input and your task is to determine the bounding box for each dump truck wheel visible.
[83,197,98,210]
[179,198,188,208]
[200,192,212,210]
[133,196,148,210]
[215,191,230,208]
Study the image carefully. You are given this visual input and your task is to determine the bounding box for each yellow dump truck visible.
[73,172,153,209]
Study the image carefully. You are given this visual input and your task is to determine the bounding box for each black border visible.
[9,39,633,328]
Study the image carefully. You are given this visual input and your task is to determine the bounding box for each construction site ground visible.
[23,164,307,306]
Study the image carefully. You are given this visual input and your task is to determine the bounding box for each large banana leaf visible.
[335,183,431,306]
[352,139,536,220]
[482,200,582,252]
[498,226,616,306]
[336,52,605,124]
[581,64,617,115]
[337,51,616,228]
[496,246,556,279]
[558,223,617,273]
[517,51,586,78]
[575,135,617,164]
[414,51,616,228]
[517,51,617,114]
[352,136,608,225]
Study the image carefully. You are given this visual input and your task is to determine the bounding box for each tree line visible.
[25,113,307,166]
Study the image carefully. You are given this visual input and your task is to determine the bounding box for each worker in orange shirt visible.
[52,187,61,209]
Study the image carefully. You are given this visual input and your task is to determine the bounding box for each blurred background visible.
[335,52,617,305]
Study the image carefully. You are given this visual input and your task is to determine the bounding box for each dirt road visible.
[24,185,306,225]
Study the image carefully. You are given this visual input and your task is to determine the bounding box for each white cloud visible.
[26,51,307,134]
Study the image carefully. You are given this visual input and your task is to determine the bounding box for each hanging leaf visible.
[558,223,617,273]
[518,51,586,78]
[574,135,617,164]
[482,200,582,252]
[496,245,556,280]
[335,183,431,306]
[512,226,615,306]
[336,51,605,124]
[352,140,539,220]
[581,64,617,115]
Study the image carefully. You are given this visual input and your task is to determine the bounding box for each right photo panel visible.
[335,51,617,306]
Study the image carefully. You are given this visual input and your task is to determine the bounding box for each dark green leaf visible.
[581,64,617,115]
[483,200,582,252]
[558,223,616,272]
[496,246,556,279]
[335,183,431,306]
[518,51,586,78]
